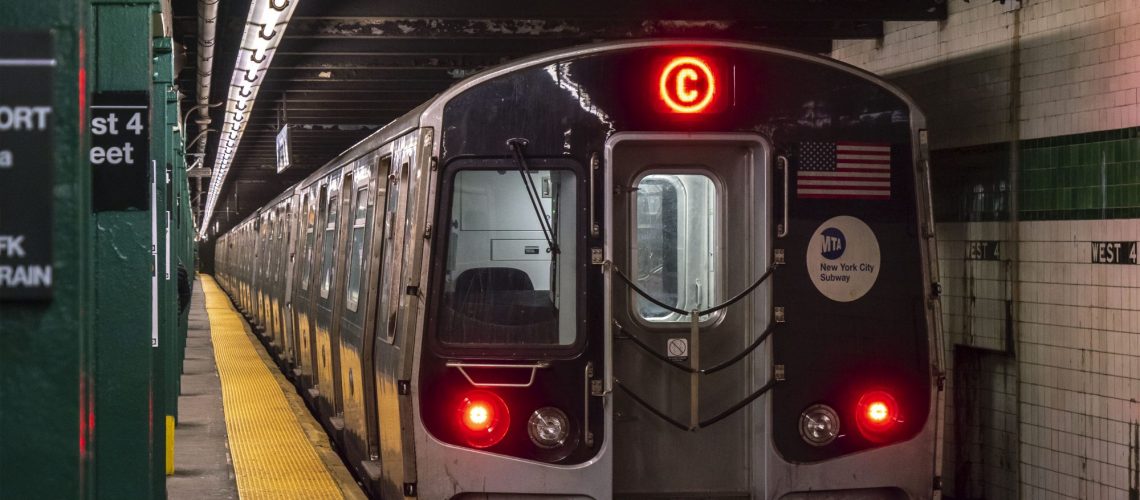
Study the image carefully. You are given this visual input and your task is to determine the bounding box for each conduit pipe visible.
[195,0,218,159]
[193,0,218,224]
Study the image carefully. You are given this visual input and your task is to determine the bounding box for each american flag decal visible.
[797,142,891,200]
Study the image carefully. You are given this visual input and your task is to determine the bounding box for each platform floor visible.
[167,276,366,499]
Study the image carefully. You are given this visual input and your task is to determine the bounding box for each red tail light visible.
[456,390,510,448]
[855,391,900,441]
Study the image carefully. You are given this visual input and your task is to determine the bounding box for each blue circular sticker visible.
[806,216,880,302]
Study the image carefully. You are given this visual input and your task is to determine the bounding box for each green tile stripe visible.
[1020,126,1140,221]
[930,126,1140,222]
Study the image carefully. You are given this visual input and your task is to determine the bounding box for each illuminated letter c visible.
[676,68,699,103]
[658,56,717,113]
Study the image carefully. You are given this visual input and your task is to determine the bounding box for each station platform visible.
[167,276,367,500]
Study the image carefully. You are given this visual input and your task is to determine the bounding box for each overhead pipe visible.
[195,0,218,160]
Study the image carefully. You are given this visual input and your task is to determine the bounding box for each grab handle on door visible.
[777,155,789,238]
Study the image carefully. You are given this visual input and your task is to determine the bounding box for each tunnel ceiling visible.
[172,0,946,237]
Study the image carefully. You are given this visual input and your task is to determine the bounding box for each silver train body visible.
[215,40,945,499]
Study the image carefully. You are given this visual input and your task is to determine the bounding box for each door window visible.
[320,191,339,299]
[633,173,719,322]
[301,194,315,290]
[345,186,369,312]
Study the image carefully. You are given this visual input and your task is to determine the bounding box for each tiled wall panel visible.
[934,218,1140,499]
[832,0,1140,150]
[831,2,1140,498]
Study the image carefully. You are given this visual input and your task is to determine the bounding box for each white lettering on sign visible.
[0,265,51,287]
[1091,241,1138,264]
[89,142,135,165]
[0,235,26,258]
[91,111,143,136]
[0,105,52,131]
[0,150,11,168]
[90,113,120,135]
[90,110,142,166]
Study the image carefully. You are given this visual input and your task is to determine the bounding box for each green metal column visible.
[152,35,178,482]
[89,0,158,498]
[0,2,92,499]
[169,74,191,418]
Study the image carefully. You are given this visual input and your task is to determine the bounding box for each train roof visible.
[225,39,924,233]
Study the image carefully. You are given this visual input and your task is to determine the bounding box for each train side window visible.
[301,192,317,290]
[345,185,369,312]
[632,173,719,322]
[378,160,401,343]
[276,210,285,283]
[268,213,277,282]
[320,190,338,299]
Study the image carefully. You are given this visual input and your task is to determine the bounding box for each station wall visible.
[831,1,1140,498]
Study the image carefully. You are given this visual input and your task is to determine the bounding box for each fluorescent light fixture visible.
[198,0,299,239]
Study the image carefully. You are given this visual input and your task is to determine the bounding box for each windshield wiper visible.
[507,138,559,255]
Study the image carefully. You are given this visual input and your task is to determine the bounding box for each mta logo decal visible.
[820,227,846,260]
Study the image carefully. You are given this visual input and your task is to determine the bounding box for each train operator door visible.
[607,134,771,498]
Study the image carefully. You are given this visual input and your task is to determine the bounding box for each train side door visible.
[301,188,324,393]
[326,172,355,431]
[281,199,295,364]
[311,182,335,411]
[289,193,309,377]
[355,151,392,486]
[371,133,420,500]
[334,158,379,479]
[606,134,771,497]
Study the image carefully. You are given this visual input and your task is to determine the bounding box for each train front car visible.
[415,41,943,499]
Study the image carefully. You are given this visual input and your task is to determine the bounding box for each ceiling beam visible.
[288,0,944,21]
[283,17,882,41]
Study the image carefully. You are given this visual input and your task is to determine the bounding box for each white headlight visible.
[799,404,840,446]
[527,407,570,449]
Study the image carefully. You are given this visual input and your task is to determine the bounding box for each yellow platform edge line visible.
[201,276,347,500]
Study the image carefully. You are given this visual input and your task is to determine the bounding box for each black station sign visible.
[964,240,1000,261]
[0,31,55,301]
[91,90,150,211]
[276,124,291,173]
[1091,241,1137,264]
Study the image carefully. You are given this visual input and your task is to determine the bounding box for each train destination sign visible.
[91,91,150,211]
[1090,241,1137,265]
[0,31,55,301]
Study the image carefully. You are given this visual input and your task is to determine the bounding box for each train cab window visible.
[319,192,339,300]
[345,186,369,312]
[436,168,578,347]
[633,173,719,322]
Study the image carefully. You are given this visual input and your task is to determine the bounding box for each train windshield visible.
[436,168,578,346]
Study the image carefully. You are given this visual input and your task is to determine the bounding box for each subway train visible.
[214,40,945,499]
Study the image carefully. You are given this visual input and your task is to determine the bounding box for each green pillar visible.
[90,0,158,498]
[0,2,92,499]
[152,35,177,482]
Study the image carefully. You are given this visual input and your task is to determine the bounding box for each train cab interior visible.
[437,168,579,346]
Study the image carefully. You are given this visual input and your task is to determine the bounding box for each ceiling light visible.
[199,0,299,237]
